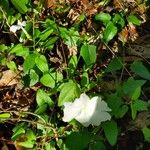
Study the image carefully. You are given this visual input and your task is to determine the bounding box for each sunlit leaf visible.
[103,21,117,43]
[113,13,125,29]
[36,89,54,107]
[12,127,25,140]
[40,72,63,88]
[11,0,29,14]
[29,69,39,86]
[35,55,49,73]
[127,15,141,26]
[80,44,96,67]
[10,44,29,58]
[35,104,48,114]
[23,53,37,74]
[39,28,53,41]
[95,13,111,24]
[0,113,11,122]
[58,80,80,106]
[17,130,36,148]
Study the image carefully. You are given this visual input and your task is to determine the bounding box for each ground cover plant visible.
[0,0,150,149]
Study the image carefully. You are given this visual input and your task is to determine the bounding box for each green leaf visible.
[0,44,8,52]
[142,127,150,142]
[102,120,118,146]
[39,28,53,41]
[105,57,123,72]
[10,44,29,58]
[58,80,80,106]
[40,72,63,88]
[65,132,92,150]
[36,89,54,107]
[0,113,11,122]
[130,61,150,81]
[133,100,149,111]
[17,130,36,148]
[113,13,125,29]
[29,69,39,86]
[59,27,80,47]
[103,21,117,43]
[127,15,141,26]
[131,102,137,120]
[35,55,49,73]
[10,0,29,14]
[68,55,78,75]
[23,53,37,74]
[45,142,56,150]
[6,61,17,71]
[106,94,128,118]
[12,127,25,140]
[123,77,146,100]
[35,104,48,114]
[44,36,58,49]
[80,44,96,67]
[68,55,78,69]
[0,0,9,11]
[81,72,89,87]
[89,141,106,150]
[131,99,149,119]
[95,13,111,24]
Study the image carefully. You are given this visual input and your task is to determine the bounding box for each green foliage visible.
[103,21,118,43]
[127,14,141,26]
[95,12,111,24]
[35,55,49,73]
[0,0,149,149]
[106,93,128,118]
[10,44,29,58]
[142,127,150,142]
[130,61,150,80]
[36,89,54,107]
[65,132,92,150]
[131,99,149,119]
[123,77,146,100]
[0,113,11,122]
[10,0,29,14]
[80,44,97,67]
[105,57,123,72]
[40,71,63,88]
[89,141,106,150]
[58,80,81,106]
[102,120,118,146]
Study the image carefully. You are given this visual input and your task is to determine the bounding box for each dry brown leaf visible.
[128,23,139,42]
[68,46,77,56]
[0,70,19,87]
[118,27,129,43]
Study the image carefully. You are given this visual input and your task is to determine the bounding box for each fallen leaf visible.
[0,70,19,87]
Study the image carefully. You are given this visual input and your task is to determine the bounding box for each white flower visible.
[10,20,26,33]
[63,93,111,127]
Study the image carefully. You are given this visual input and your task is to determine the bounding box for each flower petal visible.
[62,93,111,127]
[18,20,26,27]
[10,25,21,33]
[62,93,89,122]
[89,97,111,126]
